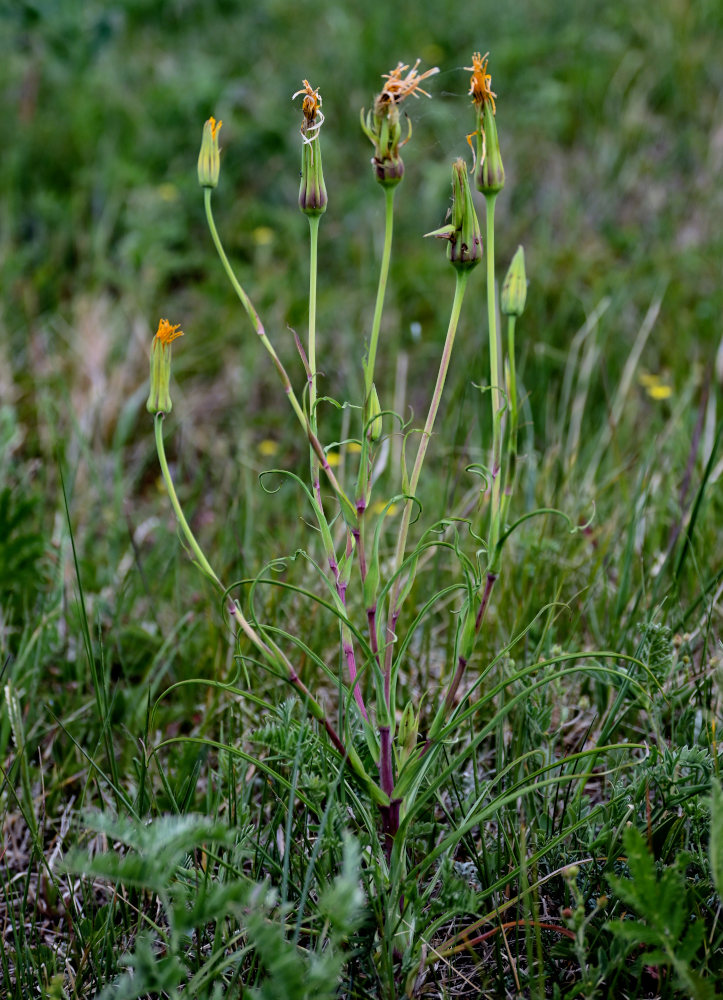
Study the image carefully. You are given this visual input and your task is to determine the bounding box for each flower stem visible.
[382,270,470,704]
[364,185,396,404]
[308,214,320,434]
[485,192,504,572]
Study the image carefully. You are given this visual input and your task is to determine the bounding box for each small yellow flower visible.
[638,372,672,399]
[466,51,497,112]
[253,226,275,246]
[325,451,340,467]
[258,438,279,457]
[346,441,363,454]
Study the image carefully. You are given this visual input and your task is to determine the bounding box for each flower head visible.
[465,51,505,194]
[147,319,183,414]
[198,117,222,188]
[293,79,324,141]
[293,79,327,215]
[361,59,439,187]
[466,51,496,112]
[375,59,439,115]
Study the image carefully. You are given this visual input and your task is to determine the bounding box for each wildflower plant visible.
[144,54,654,988]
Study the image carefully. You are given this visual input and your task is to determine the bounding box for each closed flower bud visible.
[397,700,419,766]
[197,117,222,188]
[361,59,438,188]
[367,383,383,442]
[477,101,505,194]
[425,159,482,271]
[501,246,527,316]
[146,318,183,415]
[293,80,327,216]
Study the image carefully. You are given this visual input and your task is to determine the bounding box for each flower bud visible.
[367,383,383,442]
[501,246,527,316]
[293,80,327,216]
[477,100,505,194]
[361,60,438,188]
[197,117,222,188]
[397,700,419,767]
[146,319,183,415]
[425,159,482,271]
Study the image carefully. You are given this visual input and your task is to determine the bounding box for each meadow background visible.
[1,0,722,996]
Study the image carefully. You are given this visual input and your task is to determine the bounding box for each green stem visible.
[382,270,470,702]
[501,314,518,526]
[485,192,504,571]
[155,413,222,588]
[364,185,396,403]
[308,214,320,434]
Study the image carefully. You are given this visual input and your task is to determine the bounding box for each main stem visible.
[382,270,470,703]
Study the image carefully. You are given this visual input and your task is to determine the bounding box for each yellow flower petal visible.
[647,384,672,400]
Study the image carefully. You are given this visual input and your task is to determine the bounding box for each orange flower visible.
[207,116,222,139]
[375,59,439,113]
[155,318,184,345]
[466,51,497,113]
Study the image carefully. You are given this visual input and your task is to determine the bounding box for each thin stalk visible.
[485,192,504,570]
[501,314,518,526]
[203,189,354,520]
[383,270,470,703]
[364,185,396,403]
[308,214,320,435]
[154,414,222,589]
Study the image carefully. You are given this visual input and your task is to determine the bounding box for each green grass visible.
[1,1,722,997]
